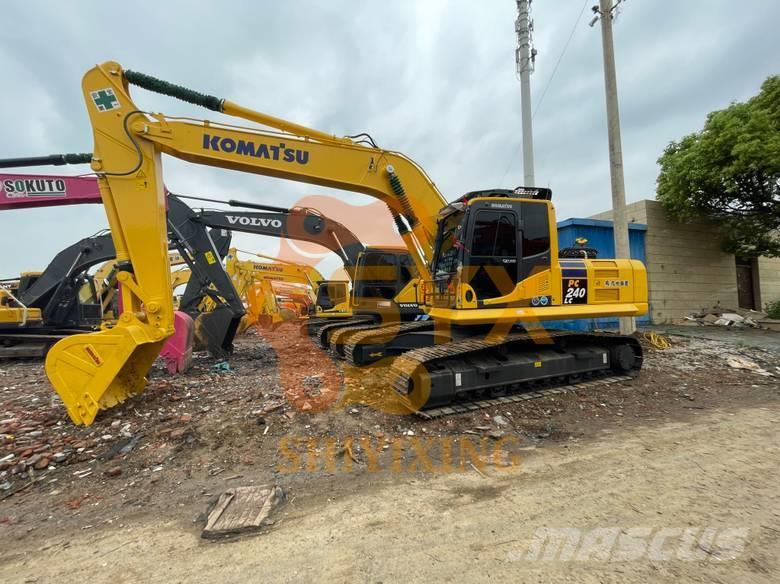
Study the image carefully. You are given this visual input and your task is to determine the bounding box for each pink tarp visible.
[159,311,195,374]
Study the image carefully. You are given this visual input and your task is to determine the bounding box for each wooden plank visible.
[202,485,286,539]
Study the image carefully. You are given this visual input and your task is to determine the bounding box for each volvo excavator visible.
[2,62,647,424]
[166,194,421,344]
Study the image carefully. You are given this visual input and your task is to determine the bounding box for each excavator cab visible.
[314,280,350,315]
[429,189,554,309]
[352,248,421,320]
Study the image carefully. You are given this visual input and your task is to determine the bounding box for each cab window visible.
[521,203,550,257]
[471,211,516,257]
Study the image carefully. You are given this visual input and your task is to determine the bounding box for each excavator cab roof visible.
[458,186,552,204]
[439,186,553,219]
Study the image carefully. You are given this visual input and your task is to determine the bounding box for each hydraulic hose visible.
[0,153,92,168]
[124,70,224,112]
[386,167,419,229]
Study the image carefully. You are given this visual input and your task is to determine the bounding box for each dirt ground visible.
[0,326,778,582]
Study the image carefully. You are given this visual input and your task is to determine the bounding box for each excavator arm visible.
[166,195,245,357]
[84,62,447,278]
[189,199,365,280]
[14,232,116,327]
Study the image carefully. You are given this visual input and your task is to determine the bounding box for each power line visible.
[532,0,590,119]
[500,0,589,185]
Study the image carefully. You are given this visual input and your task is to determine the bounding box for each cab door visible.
[518,201,552,281]
[464,209,519,301]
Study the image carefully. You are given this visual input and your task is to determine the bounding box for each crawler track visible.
[384,330,642,412]
[341,320,434,363]
[415,374,633,418]
[303,315,375,348]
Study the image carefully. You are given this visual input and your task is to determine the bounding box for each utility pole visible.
[515,0,537,186]
[591,0,635,334]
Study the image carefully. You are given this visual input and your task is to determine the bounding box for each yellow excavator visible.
[218,248,322,331]
[8,62,647,424]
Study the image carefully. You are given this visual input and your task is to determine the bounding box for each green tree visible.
[656,76,780,257]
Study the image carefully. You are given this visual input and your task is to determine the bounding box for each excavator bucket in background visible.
[193,307,241,358]
[246,280,282,331]
[159,311,194,374]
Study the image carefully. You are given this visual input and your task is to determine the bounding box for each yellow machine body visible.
[0,288,43,325]
[426,197,648,325]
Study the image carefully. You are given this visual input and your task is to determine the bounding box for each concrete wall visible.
[757,256,780,310]
[591,200,739,323]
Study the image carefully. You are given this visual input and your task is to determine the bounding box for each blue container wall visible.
[541,218,650,332]
[557,218,647,264]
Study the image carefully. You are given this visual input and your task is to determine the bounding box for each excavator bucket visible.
[159,311,194,374]
[237,313,256,335]
[193,307,241,358]
[45,322,166,426]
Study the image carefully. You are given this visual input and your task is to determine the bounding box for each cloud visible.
[1,0,778,278]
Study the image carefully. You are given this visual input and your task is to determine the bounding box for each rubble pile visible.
[642,335,778,377]
[683,306,768,328]
[0,341,283,496]
[0,328,777,507]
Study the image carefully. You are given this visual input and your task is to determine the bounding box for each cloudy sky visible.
[1,0,778,279]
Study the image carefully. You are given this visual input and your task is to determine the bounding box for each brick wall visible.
[591,200,740,323]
